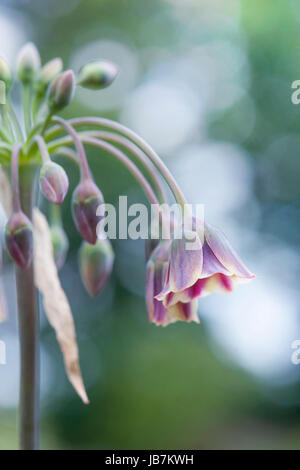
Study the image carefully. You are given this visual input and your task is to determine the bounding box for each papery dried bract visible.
[33,208,88,404]
[0,169,12,216]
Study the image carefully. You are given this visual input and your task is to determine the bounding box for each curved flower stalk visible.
[0,42,255,450]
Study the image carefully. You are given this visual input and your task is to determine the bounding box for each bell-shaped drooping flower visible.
[146,241,199,326]
[50,224,69,270]
[47,70,75,111]
[72,178,104,245]
[79,236,114,296]
[5,211,33,269]
[35,57,63,95]
[156,222,255,307]
[39,161,69,204]
[16,42,41,83]
[77,60,118,90]
[0,57,12,90]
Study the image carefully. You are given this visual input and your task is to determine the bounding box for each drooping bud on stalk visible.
[77,60,118,90]
[6,144,34,269]
[35,57,63,95]
[16,42,41,83]
[79,237,114,296]
[5,211,33,269]
[0,57,12,90]
[47,70,75,111]
[72,179,104,245]
[50,224,69,270]
[39,161,69,204]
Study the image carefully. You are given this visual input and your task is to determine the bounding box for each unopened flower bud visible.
[79,238,114,296]
[0,57,12,90]
[77,61,118,90]
[16,42,41,83]
[5,211,33,269]
[40,161,69,204]
[47,70,75,111]
[72,179,103,245]
[35,57,63,95]
[51,225,69,270]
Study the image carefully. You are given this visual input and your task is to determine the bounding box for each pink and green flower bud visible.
[50,225,69,270]
[35,57,63,95]
[156,222,255,307]
[0,57,12,90]
[77,60,118,90]
[16,42,41,84]
[72,179,104,245]
[146,242,199,326]
[5,211,33,269]
[79,237,114,296]
[47,70,75,111]
[39,161,69,204]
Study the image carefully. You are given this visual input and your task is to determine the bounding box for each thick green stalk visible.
[15,163,40,450]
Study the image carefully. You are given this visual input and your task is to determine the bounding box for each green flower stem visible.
[35,135,50,163]
[50,202,62,226]
[52,135,159,205]
[0,105,14,142]
[51,117,91,180]
[6,101,24,142]
[49,135,166,229]
[11,144,22,212]
[23,85,33,136]
[46,117,188,207]
[16,163,40,450]
[47,130,168,204]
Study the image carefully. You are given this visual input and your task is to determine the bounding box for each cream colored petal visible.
[33,208,89,404]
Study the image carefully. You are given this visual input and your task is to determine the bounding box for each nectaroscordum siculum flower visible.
[0,43,254,450]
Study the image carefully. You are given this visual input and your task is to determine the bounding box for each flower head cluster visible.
[0,42,254,402]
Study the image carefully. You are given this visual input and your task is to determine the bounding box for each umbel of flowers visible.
[0,43,254,450]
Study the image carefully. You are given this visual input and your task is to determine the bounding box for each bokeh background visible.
[0,0,300,450]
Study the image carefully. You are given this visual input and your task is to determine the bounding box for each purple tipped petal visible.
[159,278,208,307]
[201,242,231,277]
[205,224,255,279]
[146,258,169,325]
[168,231,203,292]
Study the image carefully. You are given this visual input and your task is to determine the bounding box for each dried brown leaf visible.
[33,208,89,404]
[0,288,7,323]
[0,169,11,216]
